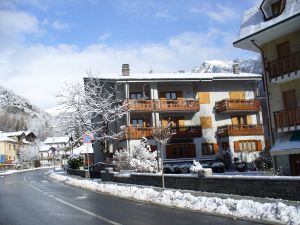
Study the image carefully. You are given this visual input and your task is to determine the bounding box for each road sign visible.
[83,133,94,143]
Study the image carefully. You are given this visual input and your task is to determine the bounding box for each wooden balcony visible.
[157,99,200,112]
[217,124,264,137]
[126,99,200,112]
[120,125,202,140]
[126,99,155,111]
[215,99,260,113]
[267,50,300,82]
[171,126,202,138]
[121,127,152,140]
[274,107,300,131]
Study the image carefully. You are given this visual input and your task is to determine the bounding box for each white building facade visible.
[88,65,266,165]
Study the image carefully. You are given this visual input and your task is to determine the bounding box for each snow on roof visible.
[44,136,70,144]
[0,134,17,142]
[39,145,51,152]
[22,140,33,145]
[2,131,26,137]
[72,143,93,154]
[236,0,300,41]
[85,72,261,82]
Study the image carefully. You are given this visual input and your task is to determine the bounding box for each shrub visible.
[33,160,41,168]
[190,160,203,173]
[211,162,225,173]
[68,154,84,169]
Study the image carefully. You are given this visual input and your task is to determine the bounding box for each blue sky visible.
[0,0,261,109]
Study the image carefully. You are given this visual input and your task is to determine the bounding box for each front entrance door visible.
[291,153,300,176]
[283,90,297,110]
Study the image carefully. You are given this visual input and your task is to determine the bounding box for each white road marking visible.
[24,176,121,225]
[41,180,48,183]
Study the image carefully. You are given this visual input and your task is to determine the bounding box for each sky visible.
[0,0,261,110]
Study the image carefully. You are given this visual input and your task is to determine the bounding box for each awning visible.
[271,131,300,156]
[72,143,93,154]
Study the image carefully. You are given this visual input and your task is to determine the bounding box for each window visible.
[234,140,263,152]
[166,144,196,159]
[232,115,248,125]
[130,92,143,99]
[271,1,281,17]
[166,92,177,100]
[131,119,144,127]
[229,91,245,100]
[202,143,219,155]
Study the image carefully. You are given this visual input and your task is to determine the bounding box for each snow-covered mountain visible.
[0,85,53,140]
[192,59,262,74]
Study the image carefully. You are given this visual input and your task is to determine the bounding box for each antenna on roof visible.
[149,66,153,74]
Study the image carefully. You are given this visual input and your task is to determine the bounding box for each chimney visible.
[233,63,240,74]
[122,64,130,76]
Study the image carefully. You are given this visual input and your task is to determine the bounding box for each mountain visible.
[0,85,53,140]
[192,59,262,74]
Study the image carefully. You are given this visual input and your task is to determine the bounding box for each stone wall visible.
[66,168,89,178]
[101,171,300,201]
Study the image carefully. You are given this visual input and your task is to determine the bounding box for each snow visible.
[0,166,52,175]
[190,160,203,173]
[44,136,70,144]
[48,171,300,225]
[89,71,261,82]
[237,0,300,40]
[0,133,16,142]
[72,143,93,154]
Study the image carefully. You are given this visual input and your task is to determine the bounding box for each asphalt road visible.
[0,170,264,225]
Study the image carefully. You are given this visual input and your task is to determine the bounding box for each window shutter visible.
[231,116,238,125]
[159,92,166,99]
[190,144,196,157]
[198,92,210,104]
[162,118,169,127]
[176,91,183,99]
[234,141,240,152]
[257,141,263,151]
[229,91,245,100]
[178,117,185,127]
[166,145,173,159]
[200,117,212,128]
[213,143,219,154]
[246,115,252,125]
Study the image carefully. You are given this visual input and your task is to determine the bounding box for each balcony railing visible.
[158,99,200,111]
[121,127,153,140]
[120,125,202,140]
[126,99,200,112]
[215,99,260,113]
[217,124,264,137]
[126,99,155,111]
[171,126,202,138]
[274,107,300,130]
[268,50,300,81]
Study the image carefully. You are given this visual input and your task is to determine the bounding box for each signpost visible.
[82,133,94,176]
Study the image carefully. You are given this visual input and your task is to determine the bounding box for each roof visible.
[39,145,51,152]
[44,136,70,144]
[2,131,26,137]
[234,0,300,51]
[0,134,17,143]
[84,72,262,83]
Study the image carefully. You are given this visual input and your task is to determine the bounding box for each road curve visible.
[0,170,263,225]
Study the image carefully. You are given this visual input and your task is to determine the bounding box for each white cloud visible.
[154,9,175,21]
[190,3,239,23]
[52,20,68,30]
[98,32,112,41]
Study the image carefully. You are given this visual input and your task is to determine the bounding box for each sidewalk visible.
[46,170,300,225]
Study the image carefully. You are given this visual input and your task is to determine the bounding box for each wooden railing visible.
[274,107,300,130]
[158,99,200,111]
[126,99,200,112]
[215,99,260,113]
[171,126,202,138]
[126,99,155,111]
[120,125,202,140]
[121,127,153,140]
[267,50,300,81]
[217,124,264,137]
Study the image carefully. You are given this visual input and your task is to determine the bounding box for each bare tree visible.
[152,121,173,189]
[57,74,128,161]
